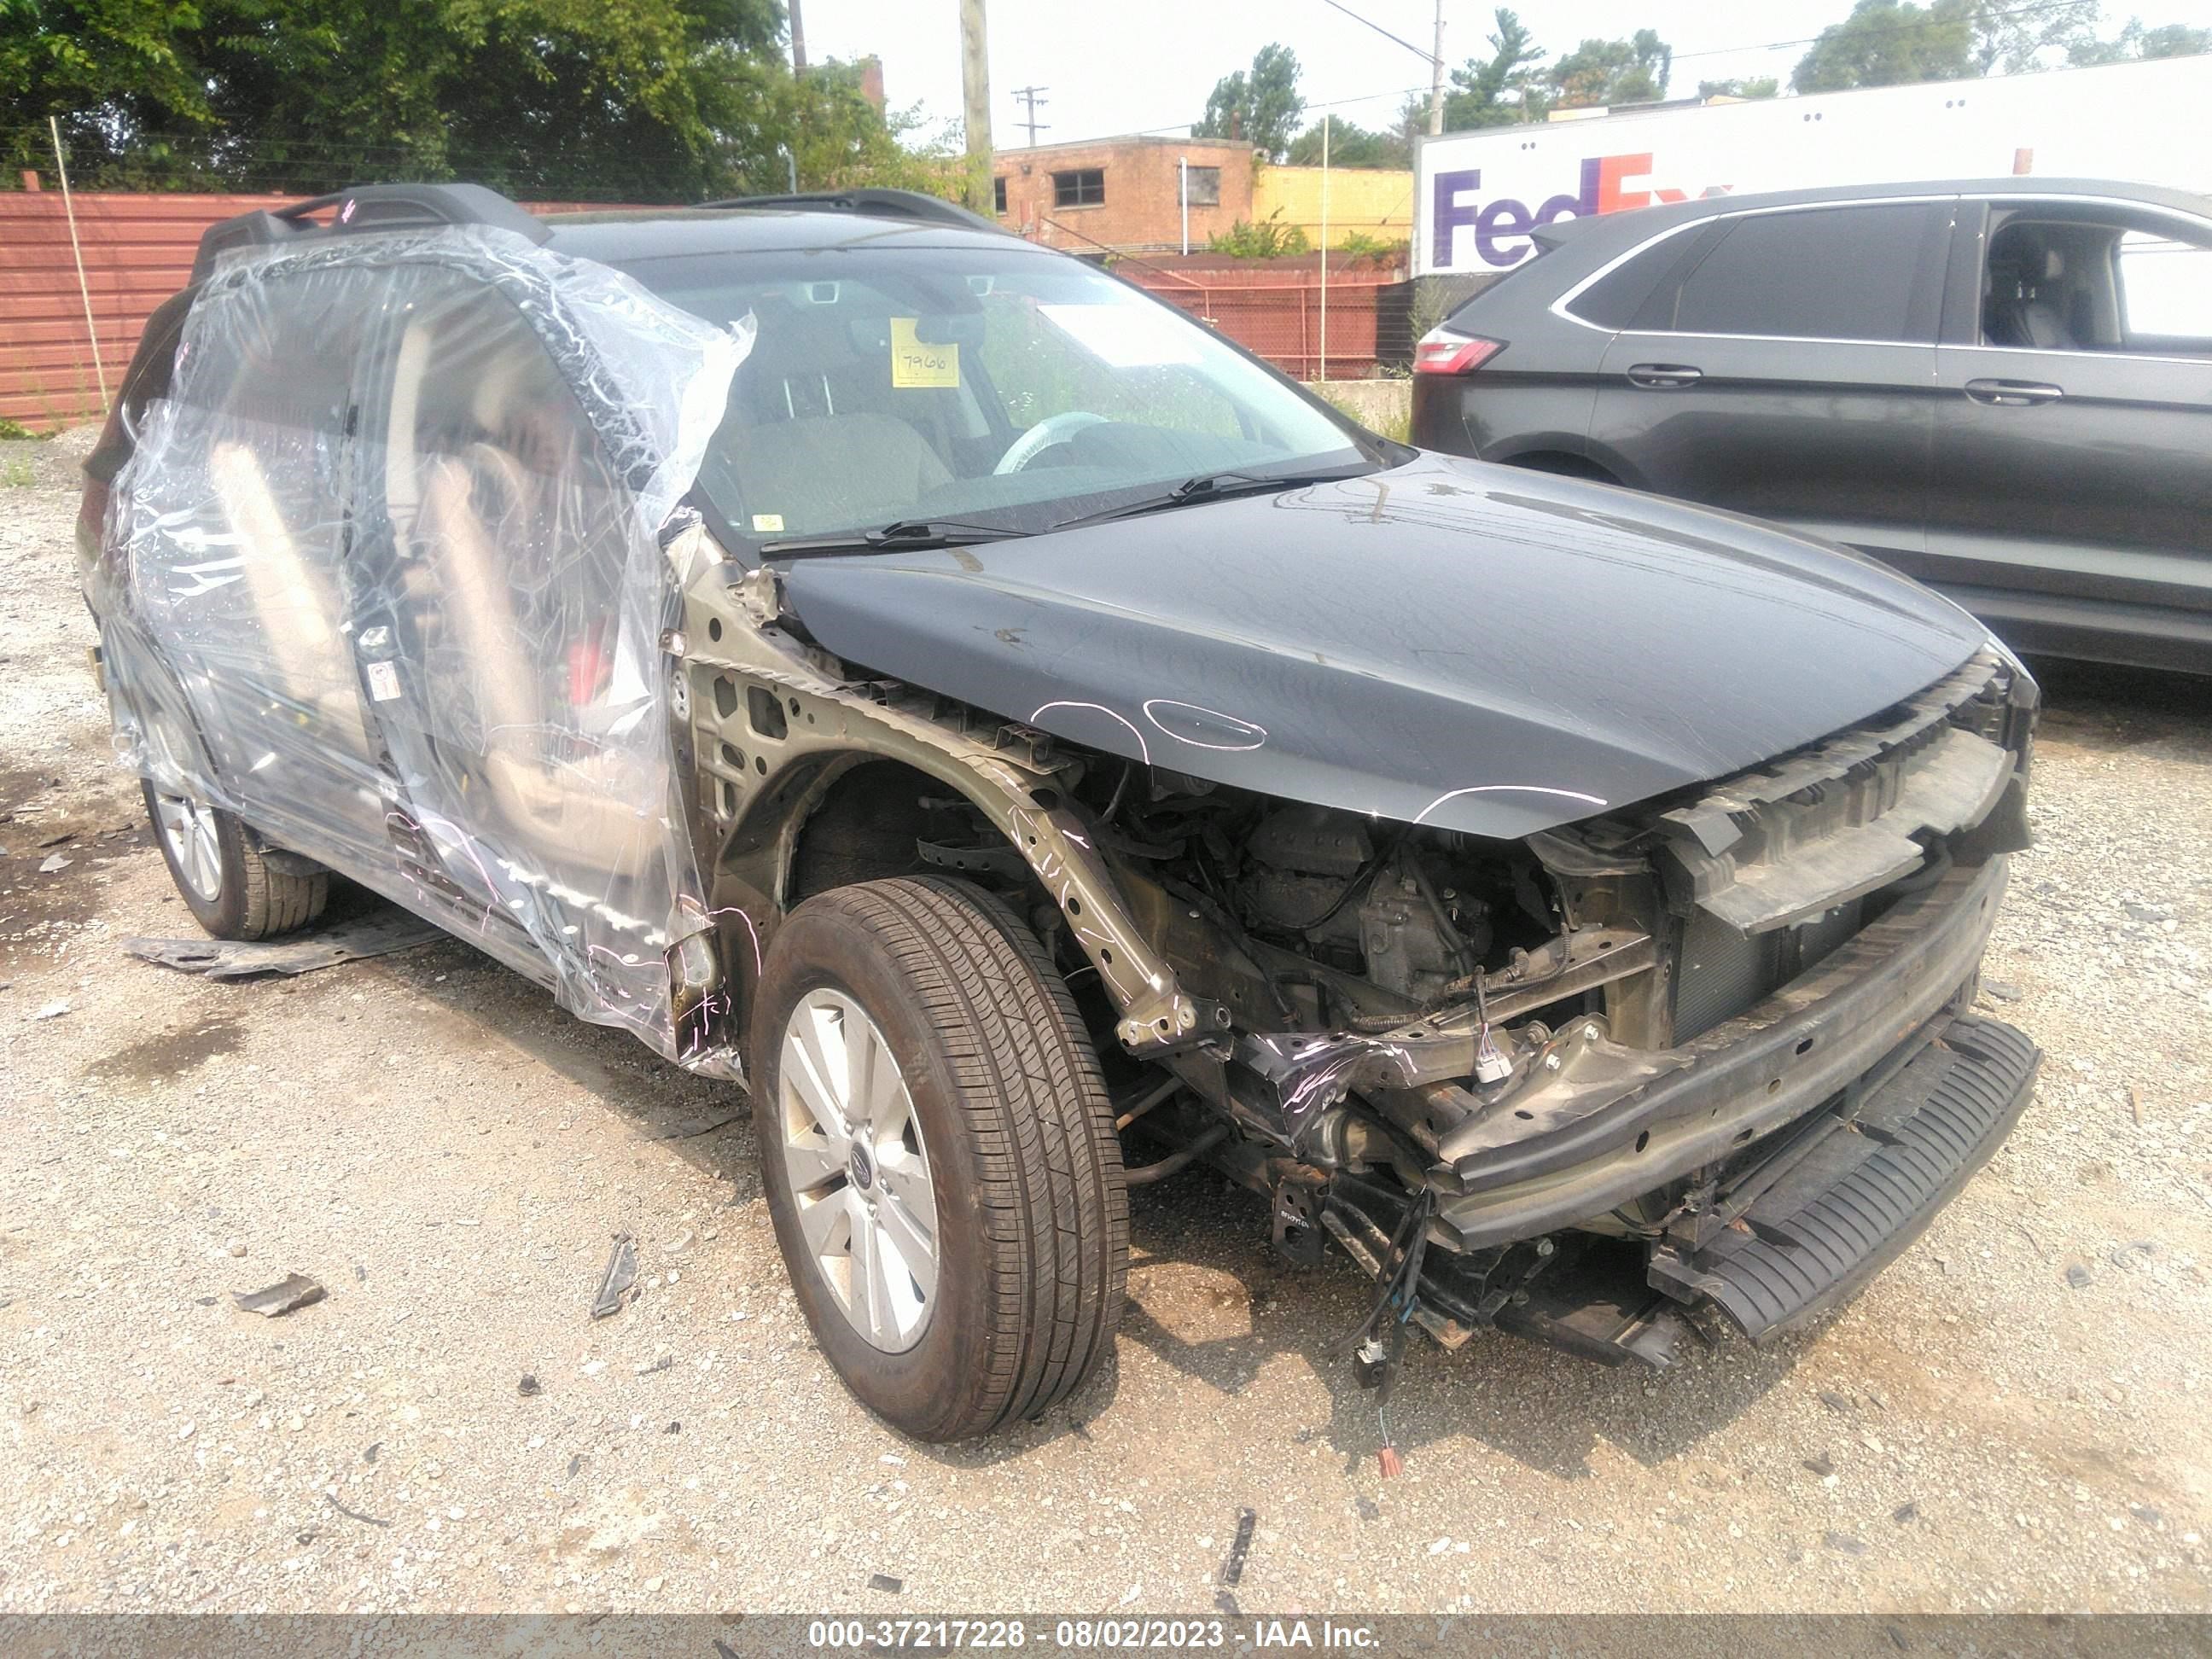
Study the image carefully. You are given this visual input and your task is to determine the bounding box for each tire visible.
[143,778,329,941]
[749,876,1127,1442]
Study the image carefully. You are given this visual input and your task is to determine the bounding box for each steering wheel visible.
[993,410,1109,474]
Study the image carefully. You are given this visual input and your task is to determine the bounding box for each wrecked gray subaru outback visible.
[79,184,2040,1448]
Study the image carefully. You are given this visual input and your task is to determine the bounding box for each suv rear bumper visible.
[1435,854,2018,1250]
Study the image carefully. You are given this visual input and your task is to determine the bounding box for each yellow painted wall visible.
[1251,166,1416,248]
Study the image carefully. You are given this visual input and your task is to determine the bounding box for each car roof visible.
[541,207,1029,264]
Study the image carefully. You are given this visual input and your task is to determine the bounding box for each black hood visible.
[778,453,1988,839]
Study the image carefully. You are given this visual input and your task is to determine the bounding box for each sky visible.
[789,0,2077,148]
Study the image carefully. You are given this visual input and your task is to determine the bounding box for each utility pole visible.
[959,0,993,216]
[1429,0,1445,136]
[1319,1,1446,137]
[790,0,807,73]
[1318,114,1330,383]
[1012,84,1050,147]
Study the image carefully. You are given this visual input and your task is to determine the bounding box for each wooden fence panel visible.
[0,191,607,433]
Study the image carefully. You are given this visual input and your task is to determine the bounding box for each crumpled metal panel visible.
[90,226,747,1068]
[1654,653,2020,934]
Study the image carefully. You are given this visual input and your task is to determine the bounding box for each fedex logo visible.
[1431,153,1732,270]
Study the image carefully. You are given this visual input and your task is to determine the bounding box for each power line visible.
[1319,0,1436,67]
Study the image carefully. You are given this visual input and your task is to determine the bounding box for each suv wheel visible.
[750,877,1126,1441]
[143,778,329,940]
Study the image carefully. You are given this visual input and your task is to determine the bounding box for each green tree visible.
[1284,117,1410,169]
[1193,42,1306,161]
[1697,75,1780,99]
[1792,0,1976,92]
[765,59,963,196]
[2137,20,2212,55]
[0,0,213,183]
[1970,0,2098,73]
[0,0,922,203]
[1441,8,1547,129]
[1549,28,1672,109]
[2067,15,2212,63]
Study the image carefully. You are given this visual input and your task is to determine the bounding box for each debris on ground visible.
[519,1374,543,1398]
[866,1574,903,1594]
[590,1232,639,1321]
[122,909,443,980]
[326,1493,392,1528]
[38,853,72,873]
[2066,1264,2094,1289]
[1220,1508,1257,1586]
[230,1272,327,1317]
[32,999,69,1021]
[635,1353,673,1375]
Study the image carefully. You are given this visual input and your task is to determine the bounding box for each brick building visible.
[992,136,1256,254]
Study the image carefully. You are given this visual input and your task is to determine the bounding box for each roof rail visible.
[191,183,551,283]
[696,187,1004,235]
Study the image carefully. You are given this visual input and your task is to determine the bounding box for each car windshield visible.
[614,241,1375,551]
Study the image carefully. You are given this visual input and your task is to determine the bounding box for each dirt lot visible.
[3,430,2209,1617]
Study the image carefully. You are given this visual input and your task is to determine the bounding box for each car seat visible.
[389,315,671,918]
[207,439,374,757]
[707,298,954,533]
[1984,240,2075,350]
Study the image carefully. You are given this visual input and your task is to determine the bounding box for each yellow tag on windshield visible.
[890,317,959,389]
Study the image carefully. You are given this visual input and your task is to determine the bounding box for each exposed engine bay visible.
[882,644,2040,1398]
[681,537,2042,1464]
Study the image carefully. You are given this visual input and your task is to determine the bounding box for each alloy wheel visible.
[777,987,937,1352]
[154,790,224,903]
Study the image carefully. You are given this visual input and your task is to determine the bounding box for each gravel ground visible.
[3,431,2209,1617]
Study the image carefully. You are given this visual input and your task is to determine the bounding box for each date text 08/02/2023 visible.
[803,1618,1382,1650]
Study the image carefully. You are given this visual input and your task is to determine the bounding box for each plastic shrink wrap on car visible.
[89,225,748,1071]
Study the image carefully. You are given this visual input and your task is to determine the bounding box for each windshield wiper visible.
[1051,465,1371,532]
[760,518,1031,559]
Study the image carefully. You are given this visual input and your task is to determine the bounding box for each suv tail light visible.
[1413,327,1503,375]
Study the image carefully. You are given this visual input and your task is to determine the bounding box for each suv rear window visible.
[1563,230,1703,329]
[1636,203,1941,342]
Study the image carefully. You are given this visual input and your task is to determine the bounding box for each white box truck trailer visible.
[1415,54,2212,276]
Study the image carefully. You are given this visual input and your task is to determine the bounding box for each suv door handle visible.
[1626,363,1703,389]
[1964,377,2064,407]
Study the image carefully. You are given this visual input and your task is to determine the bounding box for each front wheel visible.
[143,779,328,940]
[749,877,1126,1441]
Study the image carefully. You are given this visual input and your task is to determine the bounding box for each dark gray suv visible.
[84,183,2041,1450]
[1410,178,2212,673]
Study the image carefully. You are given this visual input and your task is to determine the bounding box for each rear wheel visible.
[143,778,327,940]
[749,876,1126,1442]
